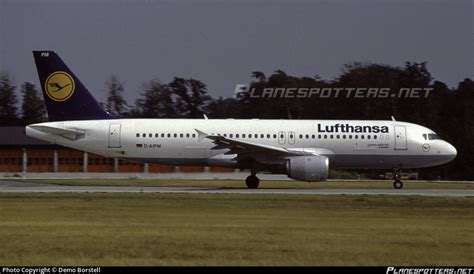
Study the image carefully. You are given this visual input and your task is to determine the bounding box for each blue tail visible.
[33,51,113,121]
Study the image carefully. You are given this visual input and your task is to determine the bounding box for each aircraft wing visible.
[195,129,316,163]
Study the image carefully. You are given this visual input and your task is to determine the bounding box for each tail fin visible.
[33,51,113,121]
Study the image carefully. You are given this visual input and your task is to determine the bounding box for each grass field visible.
[21,179,474,189]
[0,193,472,266]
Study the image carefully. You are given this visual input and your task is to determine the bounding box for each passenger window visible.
[254,134,258,138]
[267,134,270,138]
[229,134,233,138]
[142,133,146,138]
[260,134,264,138]
[318,135,321,139]
[155,133,159,138]
[167,133,171,138]
[336,135,340,139]
[192,134,196,138]
[355,135,358,139]
[330,135,333,139]
[305,134,309,139]
[361,135,365,139]
[243,134,246,138]
[273,134,277,139]
[324,135,327,139]
[348,135,352,139]
[186,133,190,138]
[342,135,346,139]
[149,133,152,138]
[174,133,177,138]
[299,134,303,139]
[180,133,183,138]
[136,133,140,138]
[373,135,377,139]
[367,135,371,139]
[161,133,165,138]
[236,134,239,138]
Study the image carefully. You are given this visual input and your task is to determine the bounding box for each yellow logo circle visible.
[45,71,75,102]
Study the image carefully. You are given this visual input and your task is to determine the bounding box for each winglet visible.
[194,129,208,141]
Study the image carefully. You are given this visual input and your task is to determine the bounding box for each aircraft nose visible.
[446,142,457,161]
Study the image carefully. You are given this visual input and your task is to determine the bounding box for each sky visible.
[0,0,472,104]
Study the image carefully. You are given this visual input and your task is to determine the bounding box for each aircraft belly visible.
[332,154,446,169]
[121,157,208,166]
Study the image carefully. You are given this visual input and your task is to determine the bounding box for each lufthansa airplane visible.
[26,51,457,189]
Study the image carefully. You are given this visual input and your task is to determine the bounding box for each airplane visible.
[26,51,457,189]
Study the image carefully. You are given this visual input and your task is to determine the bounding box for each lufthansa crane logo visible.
[45,71,75,101]
[422,143,430,152]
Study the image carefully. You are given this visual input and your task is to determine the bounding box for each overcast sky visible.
[0,0,472,103]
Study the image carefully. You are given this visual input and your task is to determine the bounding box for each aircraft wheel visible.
[393,180,403,189]
[245,175,260,189]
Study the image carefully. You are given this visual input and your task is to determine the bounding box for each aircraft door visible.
[108,123,121,148]
[278,131,286,144]
[288,131,295,145]
[394,125,407,150]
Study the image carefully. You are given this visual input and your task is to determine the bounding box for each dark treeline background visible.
[0,62,472,180]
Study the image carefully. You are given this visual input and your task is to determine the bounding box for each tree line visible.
[0,61,472,180]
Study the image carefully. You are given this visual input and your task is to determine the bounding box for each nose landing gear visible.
[393,179,403,189]
[393,169,403,189]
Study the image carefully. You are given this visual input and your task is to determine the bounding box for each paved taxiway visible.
[0,180,472,197]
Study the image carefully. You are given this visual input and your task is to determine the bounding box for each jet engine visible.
[287,155,329,182]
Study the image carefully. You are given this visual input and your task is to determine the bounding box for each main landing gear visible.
[245,174,260,189]
[393,169,403,189]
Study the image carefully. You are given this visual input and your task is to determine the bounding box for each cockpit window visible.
[428,133,441,140]
[422,134,427,140]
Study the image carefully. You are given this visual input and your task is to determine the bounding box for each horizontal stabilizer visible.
[29,125,85,140]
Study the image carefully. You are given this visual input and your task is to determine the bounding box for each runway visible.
[0,180,472,197]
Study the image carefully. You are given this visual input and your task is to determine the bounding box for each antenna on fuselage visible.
[203,114,209,120]
[391,116,396,121]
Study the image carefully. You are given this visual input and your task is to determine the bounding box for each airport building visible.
[0,127,232,174]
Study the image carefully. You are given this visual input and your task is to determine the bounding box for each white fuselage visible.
[26,119,457,172]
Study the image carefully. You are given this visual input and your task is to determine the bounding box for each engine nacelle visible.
[287,155,329,182]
